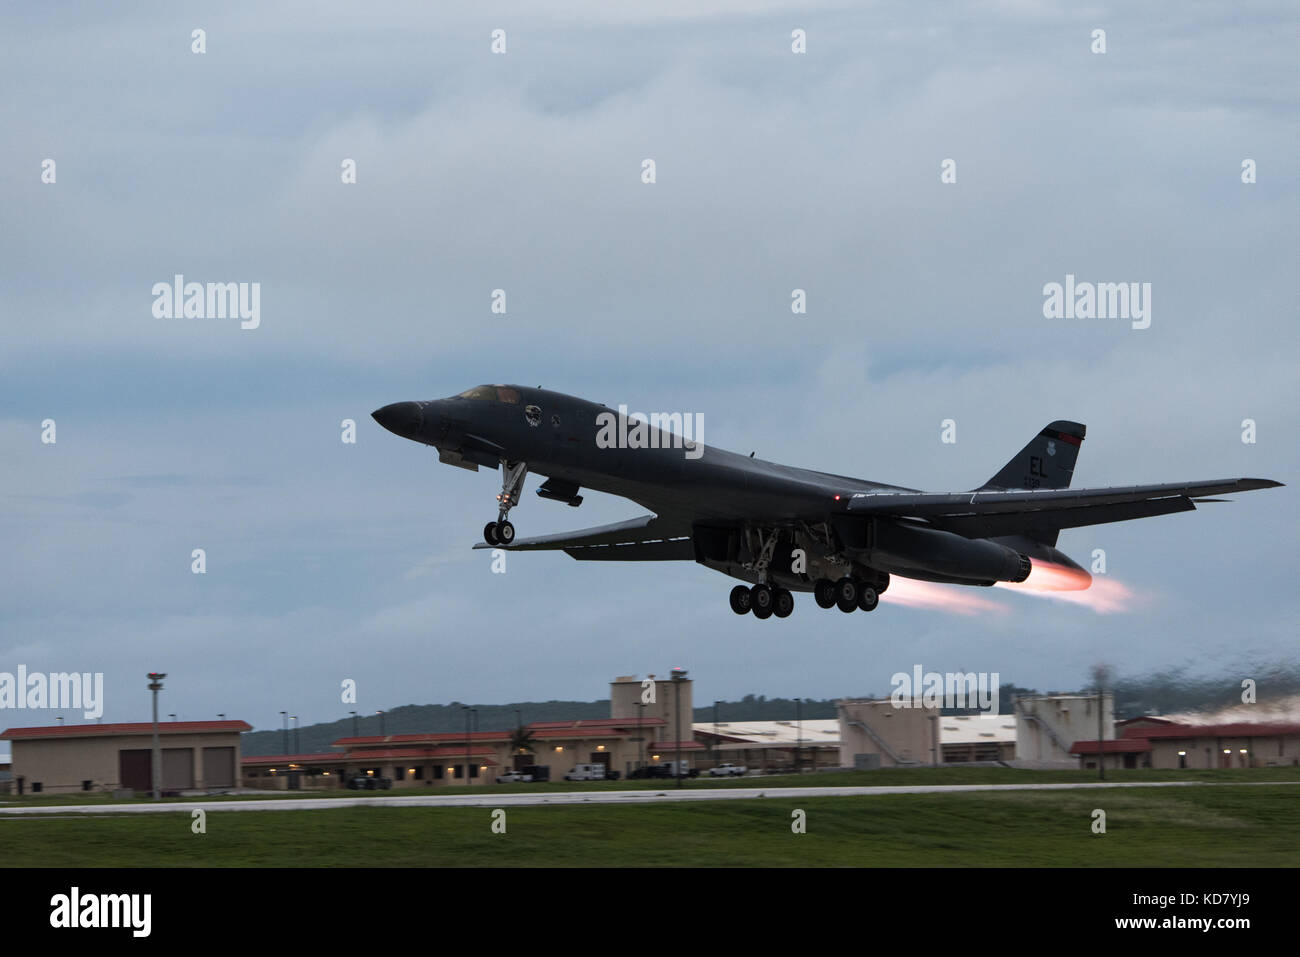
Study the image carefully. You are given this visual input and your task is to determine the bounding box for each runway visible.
[2,779,1290,815]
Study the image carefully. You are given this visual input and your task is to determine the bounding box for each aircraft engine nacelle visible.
[856,521,1031,584]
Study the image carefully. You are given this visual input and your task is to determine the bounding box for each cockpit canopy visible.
[457,384,521,404]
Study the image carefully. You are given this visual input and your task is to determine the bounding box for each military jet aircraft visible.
[373,385,1281,620]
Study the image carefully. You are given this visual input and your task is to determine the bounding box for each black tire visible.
[729,584,753,615]
[774,588,794,618]
[483,522,499,545]
[751,583,774,619]
[813,578,837,609]
[875,572,890,595]
[857,586,879,612]
[496,520,515,544]
[835,577,858,613]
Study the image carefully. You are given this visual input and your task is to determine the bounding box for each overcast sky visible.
[2,1,1296,754]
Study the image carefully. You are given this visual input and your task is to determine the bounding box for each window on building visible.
[413,767,424,780]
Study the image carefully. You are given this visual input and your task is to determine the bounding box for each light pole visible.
[671,668,687,788]
[217,713,225,720]
[462,706,477,786]
[376,710,385,737]
[795,697,802,772]
[350,711,358,737]
[638,701,644,772]
[291,715,299,754]
[713,700,719,769]
[147,673,166,800]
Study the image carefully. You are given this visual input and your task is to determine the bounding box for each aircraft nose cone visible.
[372,401,423,438]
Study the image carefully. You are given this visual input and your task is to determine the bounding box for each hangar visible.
[0,720,251,795]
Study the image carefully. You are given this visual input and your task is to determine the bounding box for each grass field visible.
[2,782,1298,867]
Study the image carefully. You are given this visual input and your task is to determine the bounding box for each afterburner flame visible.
[1010,559,1093,592]
[995,559,1136,614]
[882,578,1008,616]
[879,560,1137,616]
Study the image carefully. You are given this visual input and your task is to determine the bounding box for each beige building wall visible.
[610,674,693,739]
[837,699,941,767]
[1015,694,1112,767]
[11,732,243,794]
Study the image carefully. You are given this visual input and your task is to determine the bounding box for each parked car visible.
[346,774,392,790]
[709,762,748,777]
[495,770,534,783]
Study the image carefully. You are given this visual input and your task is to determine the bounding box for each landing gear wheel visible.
[835,577,859,613]
[813,578,837,609]
[495,520,515,544]
[774,588,794,618]
[729,585,753,615]
[750,583,774,619]
[484,522,499,545]
[875,573,890,595]
[857,586,879,612]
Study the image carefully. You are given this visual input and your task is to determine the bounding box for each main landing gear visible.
[730,584,794,619]
[482,460,527,546]
[729,530,795,620]
[813,574,888,613]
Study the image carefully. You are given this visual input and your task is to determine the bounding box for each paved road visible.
[1,779,1291,815]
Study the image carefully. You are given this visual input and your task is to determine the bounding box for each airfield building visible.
[0,721,251,795]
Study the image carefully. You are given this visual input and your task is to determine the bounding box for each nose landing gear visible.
[482,460,527,545]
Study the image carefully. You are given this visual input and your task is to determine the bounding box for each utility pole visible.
[147,673,166,800]
[795,697,802,772]
[1091,663,1113,782]
[713,700,719,769]
[671,669,687,788]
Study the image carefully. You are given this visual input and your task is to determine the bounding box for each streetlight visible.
[637,700,645,772]
[147,673,166,800]
[291,715,299,754]
[350,711,359,737]
[462,706,477,786]
[795,698,802,772]
[671,668,687,788]
[713,700,720,769]
[217,713,225,720]
[169,713,176,722]
[376,710,385,737]
[280,711,288,756]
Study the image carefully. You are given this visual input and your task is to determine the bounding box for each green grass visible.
[2,783,1298,867]
[5,764,1299,808]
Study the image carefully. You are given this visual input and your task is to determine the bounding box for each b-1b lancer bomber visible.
[374,385,1281,620]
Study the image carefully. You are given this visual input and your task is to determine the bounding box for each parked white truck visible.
[709,762,748,777]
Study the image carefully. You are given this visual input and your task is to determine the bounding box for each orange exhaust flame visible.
[879,561,1137,616]
[994,560,1136,614]
[882,578,1008,616]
